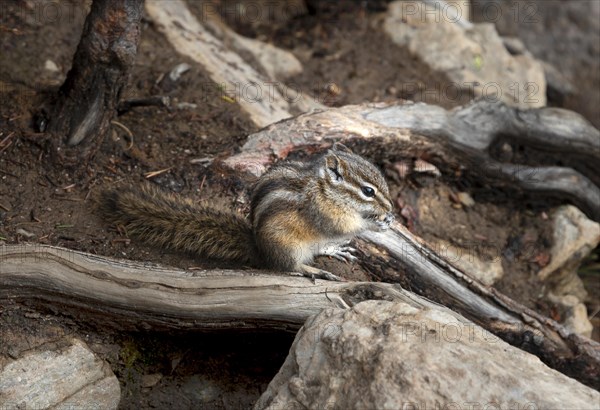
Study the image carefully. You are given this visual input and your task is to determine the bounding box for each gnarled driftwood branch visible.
[0,243,598,389]
[224,99,600,221]
[0,244,433,332]
[361,226,600,390]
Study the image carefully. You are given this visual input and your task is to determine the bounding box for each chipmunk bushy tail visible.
[98,184,259,265]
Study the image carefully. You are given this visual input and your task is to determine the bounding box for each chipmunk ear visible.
[331,142,353,154]
[322,152,344,182]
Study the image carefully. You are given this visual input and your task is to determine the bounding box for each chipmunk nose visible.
[377,212,394,228]
[383,212,395,226]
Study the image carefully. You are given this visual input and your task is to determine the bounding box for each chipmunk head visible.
[318,143,394,232]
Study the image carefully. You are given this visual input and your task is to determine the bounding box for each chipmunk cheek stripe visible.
[344,175,370,199]
[375,194,388,209]
[341,184,364,202]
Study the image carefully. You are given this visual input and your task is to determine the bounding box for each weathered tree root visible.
[224,99,600,221]
[361,227,600,390]
[1,243,598,389]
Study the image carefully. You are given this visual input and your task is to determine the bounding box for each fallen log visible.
[0,244,432,332]
[0,243,598,389]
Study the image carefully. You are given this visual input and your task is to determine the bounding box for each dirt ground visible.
[0,1,598,408]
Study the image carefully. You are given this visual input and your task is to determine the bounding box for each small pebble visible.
[44,59,59,73]
[457,192,475,207]
[16,228,36,238]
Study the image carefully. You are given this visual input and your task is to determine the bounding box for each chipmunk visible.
[98,143,394,281]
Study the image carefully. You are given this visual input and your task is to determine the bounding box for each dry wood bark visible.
[45,0,144,165]
[361,227,600,390]
[223,99,600,222]
[144,0,323,128]
[1,243,598,389]
[0,244,430,332]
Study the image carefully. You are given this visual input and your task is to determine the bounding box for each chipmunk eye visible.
[361,186,375,198]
